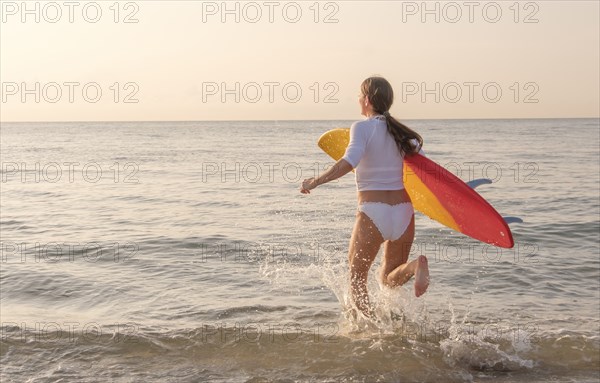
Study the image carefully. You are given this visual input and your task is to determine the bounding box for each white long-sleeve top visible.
[341,116,423,192]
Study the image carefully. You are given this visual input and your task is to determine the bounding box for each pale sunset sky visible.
[1,0,598,121]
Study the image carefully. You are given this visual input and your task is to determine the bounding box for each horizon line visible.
[1,116,599,124]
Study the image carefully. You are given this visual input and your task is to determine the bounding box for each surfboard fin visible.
[467,178,493,189]
[503,216,524,224]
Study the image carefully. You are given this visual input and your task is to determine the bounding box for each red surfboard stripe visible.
[405,154,514,248]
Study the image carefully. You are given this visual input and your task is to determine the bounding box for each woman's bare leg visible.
[348,211,384,318]
[379,215,429,296]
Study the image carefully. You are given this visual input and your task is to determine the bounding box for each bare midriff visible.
[357,189,411,205]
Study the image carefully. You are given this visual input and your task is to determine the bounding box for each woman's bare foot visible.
[414,255,429,297]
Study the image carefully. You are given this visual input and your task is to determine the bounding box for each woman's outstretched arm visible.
[300,158,353,194]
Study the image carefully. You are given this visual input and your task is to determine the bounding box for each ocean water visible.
[1,119,599,383]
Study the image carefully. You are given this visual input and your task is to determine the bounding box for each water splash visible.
[439,302,535,373]
[258,240,537,378]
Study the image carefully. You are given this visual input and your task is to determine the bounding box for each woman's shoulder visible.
[351,118,379,131]
[351,119,367,128]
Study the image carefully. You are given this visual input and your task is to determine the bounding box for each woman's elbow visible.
[337,159,354,174]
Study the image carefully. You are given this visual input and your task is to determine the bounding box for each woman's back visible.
[345,116,405,192]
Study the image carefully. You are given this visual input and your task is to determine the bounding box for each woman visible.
[300,76,429,319]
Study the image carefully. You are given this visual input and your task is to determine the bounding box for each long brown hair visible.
[361,76,423,155]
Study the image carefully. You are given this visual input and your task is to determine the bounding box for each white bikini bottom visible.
[357,202,414,241]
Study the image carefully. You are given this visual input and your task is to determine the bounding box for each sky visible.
[1,0,599,121]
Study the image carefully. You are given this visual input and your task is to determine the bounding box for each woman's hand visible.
[300,177,317,194]
[299,159,352,194]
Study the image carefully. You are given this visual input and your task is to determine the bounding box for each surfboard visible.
[318,128,514,248]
